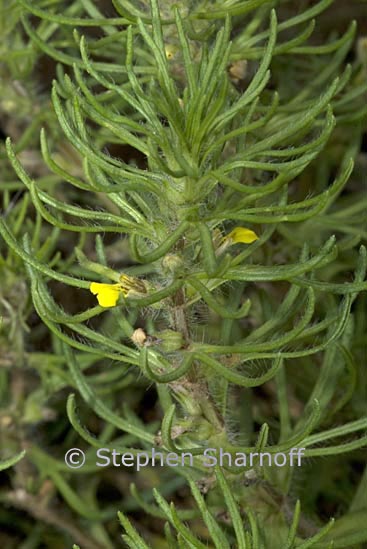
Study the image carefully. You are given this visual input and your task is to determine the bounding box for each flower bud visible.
[161,253,184,274]
[156,329,183,352]
[131,328,147,346]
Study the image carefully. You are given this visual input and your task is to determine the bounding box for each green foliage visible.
[0,0,367,547]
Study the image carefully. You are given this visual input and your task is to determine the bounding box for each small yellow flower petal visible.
[226,226,259,244]
[90,282,122,308]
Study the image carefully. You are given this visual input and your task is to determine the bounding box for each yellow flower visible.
[90,282,124,308]
[224,226,259,244]
[90,274,147,308]
[215,226,259,256]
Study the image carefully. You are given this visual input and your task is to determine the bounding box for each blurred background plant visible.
[0,0,367,547]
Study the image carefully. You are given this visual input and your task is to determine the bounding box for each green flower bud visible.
[156,329,183,352]
[161,253,184,274]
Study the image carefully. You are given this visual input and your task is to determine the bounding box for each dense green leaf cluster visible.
[1,0,367,547]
